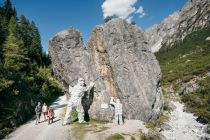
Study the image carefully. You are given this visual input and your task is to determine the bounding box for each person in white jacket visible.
[42,102,48,121]
[63,78,94,125]
[110,97,123,125]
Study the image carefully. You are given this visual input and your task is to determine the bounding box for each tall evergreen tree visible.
[0,18,5,63]
[2,0,16,23]
[29,21,42,65]
[0,0,17,61]
[0,7,7,63]
[3,16,29,73]
[19,15,32,49]
[42,51,51,66]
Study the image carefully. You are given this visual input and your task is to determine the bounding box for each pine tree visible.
[131,21,136,25]
[29,21,42,65]
[42,51,51,66]
[0,7,5,44]
[19,15,32,49]
[0,0,17,63]
[3,16,29,73]
[104,16,112,23]
[0,17,5,63]
[0,7,7,63]
[2,0,16,24]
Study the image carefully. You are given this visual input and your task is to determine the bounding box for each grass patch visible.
[156,27,210,87]
[131,136,136,140]
[93,126,109,133]
[61,105,110,139]
[140,133,160,140]
[105,133,124,140]
[70,108,78,123]
[163,100,172,112]
[146,115,169,130]
[181,76,210,124]
[70,123,93,140]
[70,118,110,140]
[155,27,210,124]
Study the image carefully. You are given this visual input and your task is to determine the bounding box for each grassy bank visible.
[155,27,210,124]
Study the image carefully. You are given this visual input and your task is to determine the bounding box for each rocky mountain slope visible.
[145,0,210,52]
[155,25,210,139]
[48,19,163,122]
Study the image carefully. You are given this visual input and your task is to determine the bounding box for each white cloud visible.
[126,16,133,23]
[136,6,144,14]
[102,0,137,19]
[139,13,146,18]
[136,6,146,18]
[102,0,147,20]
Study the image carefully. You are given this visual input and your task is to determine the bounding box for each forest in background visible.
[0,0,62,138]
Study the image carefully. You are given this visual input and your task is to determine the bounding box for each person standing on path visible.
[47,107,55,124]
[35,102,42,125]
[42,102,48,121]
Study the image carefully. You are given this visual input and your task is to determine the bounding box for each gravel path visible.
[84,120,149,140]
[7,96,69,140]
[7,98,209,140]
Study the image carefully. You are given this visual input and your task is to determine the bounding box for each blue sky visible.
[2,0,187,52]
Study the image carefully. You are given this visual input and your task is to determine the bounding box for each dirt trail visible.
[8,97,209,140]
[6,96,69,140]
[83,120,148,140]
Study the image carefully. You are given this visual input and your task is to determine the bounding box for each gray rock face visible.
[145,0,210,52]
[49,19,163,121]
[183,83,200,94]
[48,28,114,121]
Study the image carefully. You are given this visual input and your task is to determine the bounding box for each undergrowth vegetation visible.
[156,27,210,124]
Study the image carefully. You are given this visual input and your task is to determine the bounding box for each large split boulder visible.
[48,19,164,121]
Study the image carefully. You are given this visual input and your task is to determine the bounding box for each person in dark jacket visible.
[35,102,42,125]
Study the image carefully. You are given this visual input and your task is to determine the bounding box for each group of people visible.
[35,102,55,125]
[34,78,123,126]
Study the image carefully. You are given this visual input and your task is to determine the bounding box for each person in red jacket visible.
[47,107,54,125]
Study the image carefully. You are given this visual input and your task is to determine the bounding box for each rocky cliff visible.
[49,19,164,122]
[145,0,210,52]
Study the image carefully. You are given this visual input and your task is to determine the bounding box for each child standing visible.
[47,107,54,124]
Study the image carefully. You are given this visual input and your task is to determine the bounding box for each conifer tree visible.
[0,18,5,63]
[2,0,16,24]
[0,7,6,63]
[3,16,29,73]
[19,15,32,49]
[29,21,42,65]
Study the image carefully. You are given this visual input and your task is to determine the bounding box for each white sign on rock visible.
[101,103,109,109]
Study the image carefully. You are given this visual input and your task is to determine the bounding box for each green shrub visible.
[140,133,160,140]
[146,115,169,130]
[156,27,210,124]
[181,76,210,124]
[106,133,124,140]
[104,16,113,23]
[156,27,210,86]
